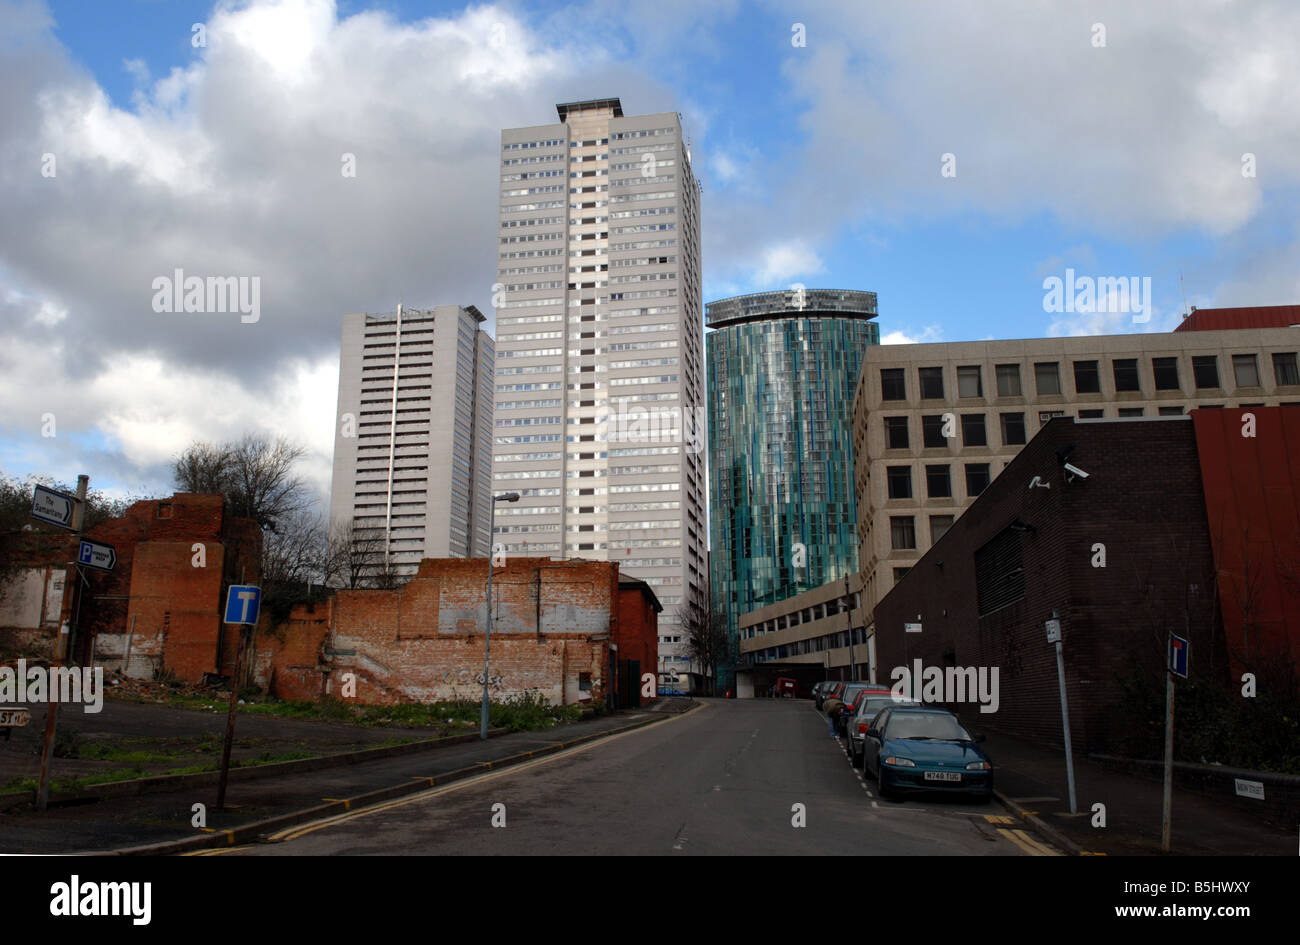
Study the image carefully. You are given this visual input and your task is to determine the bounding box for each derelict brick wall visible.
[259,558,618,706]
[254,599,331,699]
[875,418,1218,753]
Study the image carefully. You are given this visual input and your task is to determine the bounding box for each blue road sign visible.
[223,585,262,625]
[77,539,117,572]
[1169,633,1190,679]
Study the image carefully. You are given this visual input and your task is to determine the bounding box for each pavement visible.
[0,698,694,854]
[977,729,1294,855]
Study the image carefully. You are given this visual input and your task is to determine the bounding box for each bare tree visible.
[262,511,330,587]
[325,519,397,589]
[681,585,730,696]
[172,442,234,495]
[172,434,310,533]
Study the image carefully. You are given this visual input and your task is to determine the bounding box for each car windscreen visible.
[883,712,971,741]
[858,697,913,718]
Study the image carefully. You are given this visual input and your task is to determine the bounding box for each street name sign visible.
[31,485,76,530]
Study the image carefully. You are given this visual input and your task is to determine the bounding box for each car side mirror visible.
[865,728,880,739]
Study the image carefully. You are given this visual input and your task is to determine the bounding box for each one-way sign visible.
[78,540,117,572]
[31,485,76,530]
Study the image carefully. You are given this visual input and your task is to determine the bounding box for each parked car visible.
[861,706,993,801]
[831,682,877,735]
[812,681,836,709]
[847,690,916,764]
[773,677,799,698]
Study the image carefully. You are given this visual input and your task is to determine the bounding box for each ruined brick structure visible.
[253,557,660,709]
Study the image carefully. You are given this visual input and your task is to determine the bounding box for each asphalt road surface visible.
[215,699,1037,856]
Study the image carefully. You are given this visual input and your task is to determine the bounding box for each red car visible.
[773,677,799,698]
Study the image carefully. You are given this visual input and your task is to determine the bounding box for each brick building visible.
[0,493,261,681]
[253,557,659,710]
[873,414,1230,751]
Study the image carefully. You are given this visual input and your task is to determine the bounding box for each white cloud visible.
[881,326,943,346]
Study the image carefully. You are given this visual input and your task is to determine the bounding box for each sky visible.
[2,0,1298,507]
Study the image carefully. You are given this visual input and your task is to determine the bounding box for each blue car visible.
[862,706,993,802]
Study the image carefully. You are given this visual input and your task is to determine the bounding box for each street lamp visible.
[482,492,520,740]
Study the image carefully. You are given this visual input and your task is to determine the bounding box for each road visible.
[214,699,1042,855]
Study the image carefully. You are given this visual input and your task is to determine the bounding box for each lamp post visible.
[482,492,519,740]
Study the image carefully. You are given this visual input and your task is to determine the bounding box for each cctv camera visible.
[1063,462,1089,480]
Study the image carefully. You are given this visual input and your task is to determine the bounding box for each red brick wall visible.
[255,557,621,707]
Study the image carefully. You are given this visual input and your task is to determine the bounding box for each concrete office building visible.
[492,98,707,675]
[851,323,1300,646]
[707,288,880,689]
[329,304,495,578]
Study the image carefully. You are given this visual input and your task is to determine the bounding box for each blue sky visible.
[5,0,1299,500]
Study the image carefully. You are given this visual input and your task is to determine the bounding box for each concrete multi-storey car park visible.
[493,98,707,678]
[734,309,1300,688]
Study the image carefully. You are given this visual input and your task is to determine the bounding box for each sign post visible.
[1046,613,1077,814]
[216,585,261,810]
[36,476,88,810]
[1163,632,1189,852]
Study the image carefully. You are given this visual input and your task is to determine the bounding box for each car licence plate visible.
[924,771,961,782]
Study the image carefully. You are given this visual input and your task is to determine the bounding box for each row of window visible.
[886,464,990,502]
[879,352,1300,401]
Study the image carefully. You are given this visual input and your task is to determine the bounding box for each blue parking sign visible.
[223,585,261,625]
[1169,633,1189,679]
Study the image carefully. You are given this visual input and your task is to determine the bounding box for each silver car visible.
[848,693,919,766]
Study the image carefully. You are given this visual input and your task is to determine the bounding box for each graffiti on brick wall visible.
[441,668,505,689]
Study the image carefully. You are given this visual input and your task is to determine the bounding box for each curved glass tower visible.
[707,288,880,685]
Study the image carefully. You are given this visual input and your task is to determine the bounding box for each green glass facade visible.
[707,289,879,689]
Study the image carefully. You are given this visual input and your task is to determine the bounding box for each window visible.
[957,365,983,398]
[961,413,987,446]
[1192,356,1220,389]
[930,515,954,543]
[1158,406,1184,416]
[884,416,909,449]
[890,516,916,550]
[1152,357,1180,390]
[578,672,592,692]
[887,466,913,499]
[921,415,947,448]
[919,366,945,399]
[1112,358,1140,392]
[926,464,952,498]
[1034,362,1061,395]
[1118,407,1144,417]
[1273,352,1300,385]
[1073,360,1100,394]
[975,527,1025,617]
[1232,354,1260,388]
[965,463,991,496]
[880,368,906,401]
[1039,410,1066,424]
[1000,412,1026,445]
[1078,409,1104,418]
[996,363,1022,396]
[893,567,912,582]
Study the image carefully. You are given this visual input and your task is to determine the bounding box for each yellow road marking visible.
[184,845,251,856]
[984,815,1014,825]
[996,827,1060,856]
[269,703,707,844]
